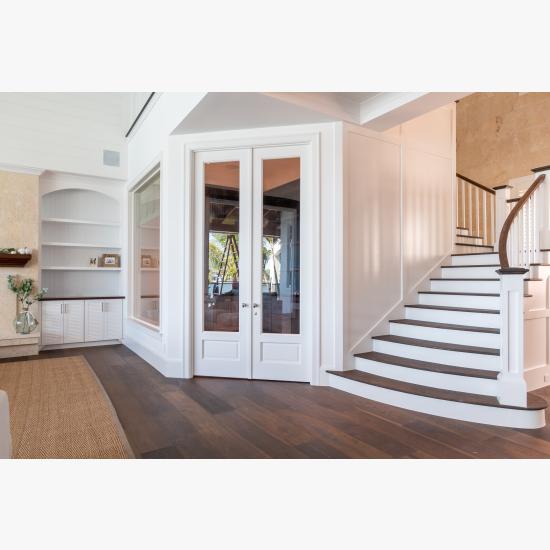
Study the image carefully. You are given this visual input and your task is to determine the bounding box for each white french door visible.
[194,144,310,382]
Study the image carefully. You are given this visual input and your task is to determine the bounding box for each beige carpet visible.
[0,355,134,459]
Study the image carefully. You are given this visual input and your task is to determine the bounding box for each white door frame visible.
[183,131,321,385]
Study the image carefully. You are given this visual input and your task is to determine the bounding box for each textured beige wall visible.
[457,93,550,188]
[0,170,40,350]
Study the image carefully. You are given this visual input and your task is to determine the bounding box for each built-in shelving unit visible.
[41,187,123,297]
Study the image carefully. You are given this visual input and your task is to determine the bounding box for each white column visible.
[494,185,511,251]
[497,269,528,407]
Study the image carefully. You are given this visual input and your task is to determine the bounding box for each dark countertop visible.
[40,296,125,301]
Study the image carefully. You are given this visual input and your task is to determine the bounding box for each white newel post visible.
[497,268,528,407]
[494,185,511,249]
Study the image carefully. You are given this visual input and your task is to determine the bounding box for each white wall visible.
[125,115,340,380]
[342,104,456,362]
[0,93,129,179]
[127,93,206,181]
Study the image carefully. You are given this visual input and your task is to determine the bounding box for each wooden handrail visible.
[456,173,496,195]
[498,174,546,269]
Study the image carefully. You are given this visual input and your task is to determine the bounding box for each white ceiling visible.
[332,92,380,103]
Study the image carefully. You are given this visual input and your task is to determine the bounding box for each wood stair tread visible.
[430,278,499,281]
[390,318,500,334]
[451,252,497,257]
[419,290,531,298]
[326,370,548,411]
[406,304,499,314]
[372,334,499,355]
[354,351,499,379]
[418,291,498,296]
[442,264,500,268]
[454,243,494,249]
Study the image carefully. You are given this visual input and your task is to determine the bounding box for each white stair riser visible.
[456,235,483,245]
[355,357,498,396]
[418,293,499,309]
[451,253,499,266]
[372,339,500,370]
[430,279,500,293]
[328,374,545,429]
[405,306,501,328]
[389,322,500,348]
[457,228,470,236]
[441,266,500,278]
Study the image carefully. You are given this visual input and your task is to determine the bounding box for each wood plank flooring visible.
[5,344,550,458]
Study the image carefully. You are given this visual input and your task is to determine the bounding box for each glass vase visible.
[14,308,38,334]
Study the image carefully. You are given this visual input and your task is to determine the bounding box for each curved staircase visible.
[327,247,548,429]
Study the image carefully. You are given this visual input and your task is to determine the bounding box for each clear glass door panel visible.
[204,161,240,332]
[261,158,300,334]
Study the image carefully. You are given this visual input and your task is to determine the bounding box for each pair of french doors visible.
[194,144,309,382]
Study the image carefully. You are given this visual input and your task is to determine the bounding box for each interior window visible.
[132,170,160,327]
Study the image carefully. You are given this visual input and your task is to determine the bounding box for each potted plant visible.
[7,275,47,334]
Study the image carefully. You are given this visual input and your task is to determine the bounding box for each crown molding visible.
[0,163,45,176]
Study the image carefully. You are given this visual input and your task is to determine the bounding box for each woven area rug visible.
[0,355,133,459]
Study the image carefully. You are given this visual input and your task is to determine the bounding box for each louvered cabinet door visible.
[41,301,64,345]
[104,300,123,340]
[85,300,105,342]
[62,301,85,344]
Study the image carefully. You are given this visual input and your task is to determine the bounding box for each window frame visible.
[129,164,162,332]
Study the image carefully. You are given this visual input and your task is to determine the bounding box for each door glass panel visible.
[204,161,240,332]
[262,158,300,334]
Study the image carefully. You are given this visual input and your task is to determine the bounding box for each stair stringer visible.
[344,252,451,370]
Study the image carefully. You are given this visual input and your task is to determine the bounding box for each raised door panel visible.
[41,301,63,345]
[63,301,85,344]
[85,300,104,342]
[104,299,123,340]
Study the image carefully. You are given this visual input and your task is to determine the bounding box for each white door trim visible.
[183,131,321,385]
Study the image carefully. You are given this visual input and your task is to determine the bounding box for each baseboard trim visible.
[122,336,185,379]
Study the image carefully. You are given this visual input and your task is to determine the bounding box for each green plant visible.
[7,275,47,309]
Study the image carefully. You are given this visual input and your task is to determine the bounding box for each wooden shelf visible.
[42,242,121,249]
[140,267,159,272]
[0,253,32,267]
[42,266,121,271]
[42,217,120,227]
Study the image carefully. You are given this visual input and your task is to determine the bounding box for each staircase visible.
[328,227,548,429]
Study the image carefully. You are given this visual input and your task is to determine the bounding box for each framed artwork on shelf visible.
[141,255,152,268]
[99,253,120,268]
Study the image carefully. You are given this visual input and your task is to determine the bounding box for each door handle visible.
[241,303,250,308]
[253,303,260,308]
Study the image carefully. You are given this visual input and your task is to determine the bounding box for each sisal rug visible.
[0,355,134,459]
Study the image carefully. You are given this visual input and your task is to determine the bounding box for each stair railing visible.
[498,174,546,269]
[456,173,496,246]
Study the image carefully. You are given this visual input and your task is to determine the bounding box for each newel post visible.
[497,268,528,407]
[494,185,512,248]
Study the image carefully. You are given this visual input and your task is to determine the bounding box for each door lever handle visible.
[252,303,260,308]
[241,303,250,308]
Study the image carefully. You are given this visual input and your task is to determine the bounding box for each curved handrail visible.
[498,174,546,269]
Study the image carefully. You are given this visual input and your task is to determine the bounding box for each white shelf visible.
[42,242,122,249]
[42,266,122,271]
[42,217,120,227]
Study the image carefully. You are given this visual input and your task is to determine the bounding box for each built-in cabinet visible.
[41,299,123,346]
[85,299,123,342]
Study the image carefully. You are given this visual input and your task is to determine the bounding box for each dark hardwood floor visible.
[9,344,550,458]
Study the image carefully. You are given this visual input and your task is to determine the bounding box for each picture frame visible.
[99,253,120,268]
[141,255,152,268]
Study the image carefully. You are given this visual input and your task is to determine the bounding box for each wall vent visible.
[103,149,120,167]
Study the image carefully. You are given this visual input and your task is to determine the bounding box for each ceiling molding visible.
[0,163,44,176]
